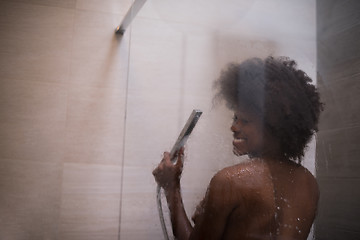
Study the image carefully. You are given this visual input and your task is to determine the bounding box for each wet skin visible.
[153,110,319,240]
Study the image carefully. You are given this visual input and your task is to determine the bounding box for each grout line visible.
[55,7,77,240]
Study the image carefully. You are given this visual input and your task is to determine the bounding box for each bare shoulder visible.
[216,158,268,175]
[204,160,266,215]
[212,159,272,191]
[294,164,319,196]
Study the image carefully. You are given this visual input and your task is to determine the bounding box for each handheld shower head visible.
[156,109,202,240]
[169,109,203,162]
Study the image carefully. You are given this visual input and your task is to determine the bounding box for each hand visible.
[152,148,184,191]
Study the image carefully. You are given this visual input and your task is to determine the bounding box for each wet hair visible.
[214,56,323,163]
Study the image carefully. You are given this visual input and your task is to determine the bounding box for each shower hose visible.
[157,185,171,240]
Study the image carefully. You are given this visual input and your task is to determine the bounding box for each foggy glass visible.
[119,0,318,239]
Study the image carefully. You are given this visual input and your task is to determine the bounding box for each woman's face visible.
[231,109,265,157]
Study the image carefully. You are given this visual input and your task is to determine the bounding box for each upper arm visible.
[190,171,240,240]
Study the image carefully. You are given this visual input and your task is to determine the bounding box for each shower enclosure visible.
[118,0,317,239]
[1,0,358,239]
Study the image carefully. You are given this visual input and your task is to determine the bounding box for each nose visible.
[231,121,239,133]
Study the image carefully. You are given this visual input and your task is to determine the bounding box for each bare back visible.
[191,158,319,240]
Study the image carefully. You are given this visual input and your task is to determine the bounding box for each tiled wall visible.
[316,0,360,239]
[0,0,316,239]
[0,0,132,239]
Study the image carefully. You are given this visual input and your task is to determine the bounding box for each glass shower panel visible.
[119,0,316,239]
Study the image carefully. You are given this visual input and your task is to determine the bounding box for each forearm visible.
[165,186,193,240]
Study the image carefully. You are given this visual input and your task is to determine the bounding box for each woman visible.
[153,56,323,240]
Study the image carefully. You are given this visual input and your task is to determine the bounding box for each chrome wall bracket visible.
[115,0,147,35]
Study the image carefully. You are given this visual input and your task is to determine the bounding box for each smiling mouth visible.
[233,138,246,144]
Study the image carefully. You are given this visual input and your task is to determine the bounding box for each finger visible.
[177,147,184,161]
[175,154,184,169]
[179,147,185,155]
[162,151,171,162]
[174,147,184,158]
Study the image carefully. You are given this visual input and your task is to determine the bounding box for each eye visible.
[233,115,249,124]
[233,114,238,122]
[233,114,249,124]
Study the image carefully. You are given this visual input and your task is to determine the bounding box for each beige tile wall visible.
[0,0,131,239]
[0,0,316,239]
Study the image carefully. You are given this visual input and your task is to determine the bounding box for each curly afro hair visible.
[213,56,323,163]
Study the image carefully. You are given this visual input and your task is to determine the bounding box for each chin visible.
[233,148,246,156]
